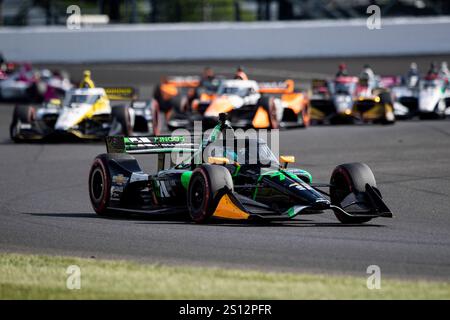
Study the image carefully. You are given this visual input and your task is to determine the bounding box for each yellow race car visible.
[309,77,395,124]
[10,86,161,141]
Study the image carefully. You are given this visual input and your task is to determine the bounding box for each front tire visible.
[151,99,161,135]
[112,105,133,135]
[171,95,189,114]
[187,165,234,223]
[299,105,310,127]
[10,104,35,142]
[330,163,376,224]
[379,93,396,125]
[259,96,279,129]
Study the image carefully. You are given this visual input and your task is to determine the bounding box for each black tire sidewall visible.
[258,96,278,129]
[151,99,161,135]
[10,105,35,141]
[112,106,132,136]
[187,167,212,223]
[88,155,111,216]
[15,104,35,123]
[187,165,234,223]
[330,163,376,224]
[170,95,188,114]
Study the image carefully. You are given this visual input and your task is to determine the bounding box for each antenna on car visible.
[219,112,227,123]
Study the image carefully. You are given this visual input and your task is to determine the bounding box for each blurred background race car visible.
[10,86,160,142]
[391,63,450,119]
[309,73,395,125]
[0,64,73,102]
[212,79,309,129]
[153,75,201,122]
[0,62,72,102]
[153,73,225,130]
[157,76,309,130]
[353,77,396,124]
[0,53,20,76]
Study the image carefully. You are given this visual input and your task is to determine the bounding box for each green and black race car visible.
[89,114,392,224]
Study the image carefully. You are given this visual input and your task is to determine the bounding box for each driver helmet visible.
[41,69,52,79]
[202,67,215,81]
[338,63,347,71]
[360,64,375,81]
[425,62,438,80]
[336,63,348,77]
[363,64,373,73]
[234,66,248,80]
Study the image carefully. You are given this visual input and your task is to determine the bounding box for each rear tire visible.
[187,165,234,223]
[330,163,376,224]
[89,154,112,216]
[88,153,140,216]
[112,105,133,135]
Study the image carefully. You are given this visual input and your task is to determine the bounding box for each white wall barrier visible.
[1,17,450,63]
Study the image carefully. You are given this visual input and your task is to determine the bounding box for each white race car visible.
[393,77,450,119]
[0,68,72,102]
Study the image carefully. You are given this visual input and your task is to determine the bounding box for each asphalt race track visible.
[1,56,450,280]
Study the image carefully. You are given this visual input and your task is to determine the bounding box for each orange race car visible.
[163,78,310,130]
[153,75,200,118]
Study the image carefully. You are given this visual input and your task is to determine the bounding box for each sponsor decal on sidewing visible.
[112,174,129,185]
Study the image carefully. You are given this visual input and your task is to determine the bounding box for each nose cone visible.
[204,96,234,117]
[260,172,330,208]
[334,94,353,114]
[54,104,89,130]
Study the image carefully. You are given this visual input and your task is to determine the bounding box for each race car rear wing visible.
[311,79,328,89]
[379,76,401,88]
[166,76,200,87]
[311,79,330,94]
[106,135,200,171]
[258,79,295,94]
[104,87,138,100]
[106,136,199,154]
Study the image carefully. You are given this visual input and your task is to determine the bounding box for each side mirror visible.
[280,155,295,169]
[208,157,230,165]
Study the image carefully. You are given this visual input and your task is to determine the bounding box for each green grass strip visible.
[0,253,448,299]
